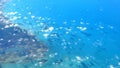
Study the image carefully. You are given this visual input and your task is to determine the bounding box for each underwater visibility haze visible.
[0,0,120,68]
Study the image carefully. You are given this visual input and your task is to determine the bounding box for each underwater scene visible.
[0,0,120,68]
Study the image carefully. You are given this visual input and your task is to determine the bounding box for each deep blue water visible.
[0,0,120,68]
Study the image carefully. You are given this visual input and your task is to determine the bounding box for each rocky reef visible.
[0,14,48,63]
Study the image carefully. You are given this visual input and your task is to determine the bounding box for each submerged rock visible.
[0,16,48,63]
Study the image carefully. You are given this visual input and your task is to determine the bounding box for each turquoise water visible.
[0,0,120,68]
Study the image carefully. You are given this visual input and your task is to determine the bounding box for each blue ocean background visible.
[0,0,120,68]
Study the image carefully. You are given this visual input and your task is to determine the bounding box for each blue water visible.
[0,0,120,68]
